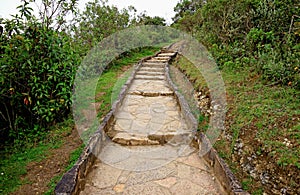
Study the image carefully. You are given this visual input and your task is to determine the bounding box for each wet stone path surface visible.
[80,52,224,194]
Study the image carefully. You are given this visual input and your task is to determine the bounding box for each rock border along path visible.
[55,50,248,195]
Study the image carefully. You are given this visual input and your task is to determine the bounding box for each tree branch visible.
[289,15,300,34]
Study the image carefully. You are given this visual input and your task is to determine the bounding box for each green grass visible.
[241,177,253,191]
[222,66,300,167]
[172,57,208,92]
[0,145,50,194]
[44,144,85,195]
[0,118,74,195]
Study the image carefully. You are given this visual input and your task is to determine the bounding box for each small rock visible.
[250,170,257,179]
[213,105,220,110]
[200,95,206,100]
[260,172,270,184]
[281,188,287,194]
[113,184,125,193]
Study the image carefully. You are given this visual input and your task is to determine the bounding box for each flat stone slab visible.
[146,59,168,63]
[112,133,160,146]
[110,95,189,145]
[154,56,171,60]
[157,53,176,57]
[80,151,225,195]
[109,51,192,146]
[128,80,173,95]
[98,143,193,171]
[142,62,166,67]
[136,71,164,76]
[135,75,165,80]
[139,67,165,73]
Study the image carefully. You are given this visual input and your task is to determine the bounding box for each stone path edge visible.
[198,133,249,195]
[165,59,198,131]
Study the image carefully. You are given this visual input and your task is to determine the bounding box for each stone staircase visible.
[78,51,226,194]
[107,52,191,146]
[55,50,248,195]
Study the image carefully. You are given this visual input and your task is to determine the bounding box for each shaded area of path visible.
[79,52,225,194]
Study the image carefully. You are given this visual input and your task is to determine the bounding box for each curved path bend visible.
[79,52,226,194]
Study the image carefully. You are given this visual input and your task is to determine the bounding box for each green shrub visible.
[0,18,80,142]
[250,0,298,34]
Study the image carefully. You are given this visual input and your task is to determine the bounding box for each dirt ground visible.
[12,128,82,195]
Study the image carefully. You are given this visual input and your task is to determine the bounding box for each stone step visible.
[112,133,160,146]
[139,67,165,73]
[136,71,164,76]
[154,56,170,60]
[143,62,166,65]
[128,81,173,95]
[142,62,165,68]
[158,53,176,57]
[82,145,225,194]
[135,75,165,80]
[112,132,192,146]
[146,59,168,63]
[128,91,174,96]
[148,132,192,145]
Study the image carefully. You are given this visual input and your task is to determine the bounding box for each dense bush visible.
[0,17,80,142]
[173,0,300,89]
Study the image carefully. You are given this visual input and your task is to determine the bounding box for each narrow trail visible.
[79,52,225,194]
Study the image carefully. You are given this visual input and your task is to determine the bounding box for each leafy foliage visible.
[71,0,133,54]
[172,0,300,89]
[135,14,166,26]
[0,4,80,142]
[173,0,203,23]
[34,0,78,31]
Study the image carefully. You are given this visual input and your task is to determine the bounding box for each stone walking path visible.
[79,52,225,194]
[81,152,223,194]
